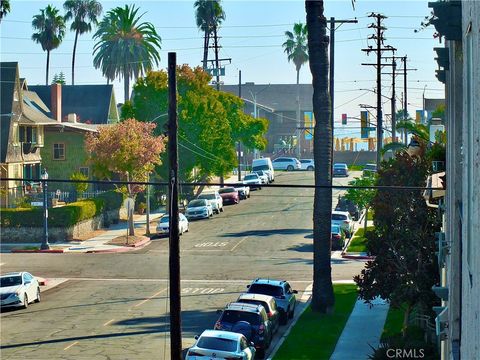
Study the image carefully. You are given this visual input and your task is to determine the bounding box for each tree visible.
[344,175,377,232]
[32,5,66,85]
[305,1,334,313]
[354,149,440,336]
[0,0,10,23]
[64,0,103,85]
[194,0,225,70]
[51,71,66,85]
[122,66,268,194]
[85,119,166,235]
[93,5,162,103]
[283,22,308,156]
[70,171,88,194]
[382,121,430,154]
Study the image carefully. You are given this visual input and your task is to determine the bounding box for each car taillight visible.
[267,311,273,318]
[258,324,265,334]
[333,234,340,239]
[343,220,349,224]
[214,321,222,330]
[225,357,242,360]
[188,350,205,356]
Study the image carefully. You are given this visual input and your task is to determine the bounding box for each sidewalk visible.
[330,297,389,360]
[341,210,375,260]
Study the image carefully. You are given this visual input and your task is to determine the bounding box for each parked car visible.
[331,224,346,250]
[198,191,224,214]
[215,302,272,358]
[253,170,269,184]
[243,173,262,190]
[335,196,360,220]
[185,199,213,220]
[0,272,40,309]
[332,210,354,237]
[235,185,251,200]
[252,157,275,182]
[363,163,377,177]
[300,159,315,171]
[186,330,256,360]
[272,157,301,171]
[333,163,349,177]
[246,278,297,325]
[156,213,189,236]
[237,293,280,335]
[218,187,240,204]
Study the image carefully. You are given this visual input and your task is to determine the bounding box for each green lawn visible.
[348,165,364,171]
[381,305,405,340]
[347,226,374,253]
[273,284,358,360]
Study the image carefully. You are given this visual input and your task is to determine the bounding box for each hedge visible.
[1,198,105,228]
[96,190,125,211]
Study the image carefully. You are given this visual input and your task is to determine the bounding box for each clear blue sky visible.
[0,0,444,139]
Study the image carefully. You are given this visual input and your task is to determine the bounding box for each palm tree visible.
[32,5,66,85]
[382,121,430,154]
[93,5,162,103]
[194,0,225,71]
[282,23,309,156]
[305,1,334,313]
[0,0,11,24]
[64,0,103,85]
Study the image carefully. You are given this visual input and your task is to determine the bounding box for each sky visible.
[0,0,445,140]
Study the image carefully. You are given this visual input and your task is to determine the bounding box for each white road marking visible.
[182,287,225,295]
[130,287,167,310]
[230,236,249,252]
[103,319,115,327]
[194,242,229,248]
[63,341,79,351]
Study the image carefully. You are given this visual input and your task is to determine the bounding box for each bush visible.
[97,190,124,211]
[1,198,105,228]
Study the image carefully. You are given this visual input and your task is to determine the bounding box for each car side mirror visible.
[194,335,199,340]
[292,290,298,294]
[246,284,250,288]
[216,309,223,314]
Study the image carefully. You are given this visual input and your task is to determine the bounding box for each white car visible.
[198,191,224,214]
[186,330,256,360]
[243,173,262,190]
[272,157,301,171]
[235,185,250,200]
[253,170,269,184]
[156,213,189,236]
[331,210,354,237]
[252,157,275,182]
[185,199,213,220]
[0,272,41,309]
[300,159,315,171]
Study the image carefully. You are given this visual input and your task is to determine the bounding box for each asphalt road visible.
[0,171,365,360]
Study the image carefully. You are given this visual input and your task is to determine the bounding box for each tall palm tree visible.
[64,0,103,85]
[305,0,334,313]
[194,0,225,71]
[282,23,309,156]
[0,0,10,24]
[32,5,66,85]
[93,5,162,103]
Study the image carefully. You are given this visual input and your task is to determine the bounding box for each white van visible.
[252,157,274,182]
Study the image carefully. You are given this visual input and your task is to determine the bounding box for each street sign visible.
[31,201,43,207]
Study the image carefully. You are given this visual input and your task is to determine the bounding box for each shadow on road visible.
[220,228,312,238]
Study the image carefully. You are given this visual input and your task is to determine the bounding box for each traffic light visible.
[341,113,347,125]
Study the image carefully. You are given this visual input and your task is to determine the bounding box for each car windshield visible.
[334,164,346,168]
[331,225,341,233]
[365,165,376,171]
[160,216,169,223]
[199,194,215,200]
[254,171,264,175]
[221,310,260,325]
[197,336,238,352]
[0,276,22,287]
[218,188,235,194]
[248,283,283,297]
[332,214,347,220]
[238,299,269,312]
[253,165,269,171]
[188,200,206,207]
[244,175,258,180]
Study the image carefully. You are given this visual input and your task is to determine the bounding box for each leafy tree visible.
[431,103,445,122]
[194,0,225,70]
[93,5,162,103]
[0,0,10,23]
[354,149,440,336]
[305,1,334,313]
[51,71,66,85]
[32,5,66,85]
[122,66,268,194]
[70,171,88,193]
[64,0,103,85]
[85,118,166,235]
[283,22,308,156]
[344,175,377,232]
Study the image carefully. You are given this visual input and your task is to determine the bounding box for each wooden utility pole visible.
[237,70,242,181]
[168,52,182,360]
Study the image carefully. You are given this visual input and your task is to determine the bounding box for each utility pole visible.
[329,17,358,166]
[381,56,398,143]
[362,13,396,168]
[237,70,242,181]
[168,52,182,360]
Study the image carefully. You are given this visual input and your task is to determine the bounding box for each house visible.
[427,1,480,359]
[0,62,57,207]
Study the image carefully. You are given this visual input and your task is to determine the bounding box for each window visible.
[79,167,89,178]
[53,143,65,160]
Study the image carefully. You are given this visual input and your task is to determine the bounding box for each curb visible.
[11,249,65,253]
[341,253,375,260]
[86,238,151,253]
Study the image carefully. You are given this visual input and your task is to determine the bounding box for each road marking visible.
[194,242,229,248]
[63,341,78,351]
[130,287,167,310]
[301,284,313,302]
[230,236,249,252]
[182,287,224,295]
[57,277,324,284]
[103,319,115,327]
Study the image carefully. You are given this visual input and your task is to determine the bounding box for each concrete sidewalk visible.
[330,297,389,360]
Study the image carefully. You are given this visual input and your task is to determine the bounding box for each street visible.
[0,171,365,360]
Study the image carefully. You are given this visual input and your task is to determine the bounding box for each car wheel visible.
[307,166,314,171]
[220,207,224,212]
[35,288,41,303]
[280,311,288,325]
[256,348,265,359]
[247,193,250,198]
[287,165,294,171]
[22,294,28,309]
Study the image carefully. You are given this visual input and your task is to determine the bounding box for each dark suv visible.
[215,302,272,357]
[335,196,360,221]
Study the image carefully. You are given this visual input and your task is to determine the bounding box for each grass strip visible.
[347,226,374,253]
[273,284,358,360]
[381,305,405,340]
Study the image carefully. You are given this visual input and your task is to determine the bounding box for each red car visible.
[218,187,240,204]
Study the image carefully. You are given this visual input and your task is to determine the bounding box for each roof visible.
[220,83,313,112]
[238,293,275,302]
[46,122,99,133]
[0,272,23,277]
[20,92,57,125]
[199,330,242,341]
[29,85,117,124]
[0,62,17,163]
[251,278,285,286]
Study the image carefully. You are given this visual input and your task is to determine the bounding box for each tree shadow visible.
[220,228,312,238]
